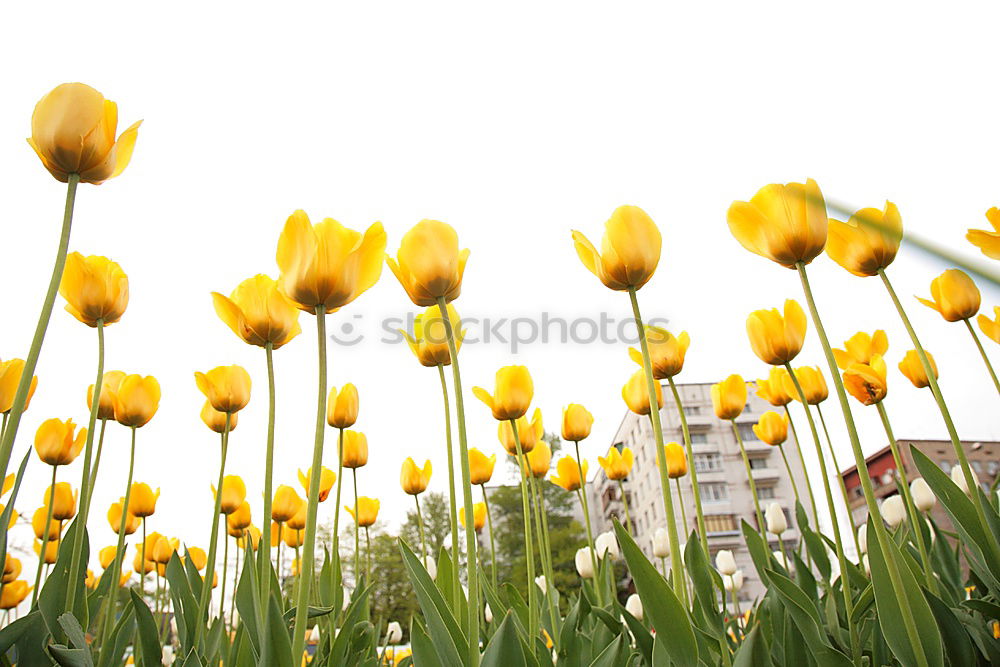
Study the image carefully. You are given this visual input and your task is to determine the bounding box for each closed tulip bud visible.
[298,466,336,502]
[534,575,547,594]
[400,458,433,495]
[326,384,359,429]
[622,370,663,416]
[32,506,60,541]
[200,401,237,434]
[723,570,744,593]
[128,483,159,518]
[881,495,907,528]
[910,478,936,512]
[108,499,140,535]
[858,523,868,555]
[113,374,160,428]
[783,366,829,405]
[625,594,643,621]
[0,359,38,414]
[918,269,981,322]
[772,550,788,570]
[205,570,219,590]
[629,327,690,380]
[550,456,588,492]
[833,330,889,369]
[58,253,129,326]
[473,366,534,421]
[387,220,469,306]
[967,207,1000,259]
[951,465,979,496]
[459,503,487,532]
[185,546,208,571]
[385,621,403,645]
[765,502,787,535]
[339,430,369,469]
[195,365,251,415]
[664,443,688,478]
[572,205,661,291]
[34,418,86,466]
[402,305,463,367]
[467,448,497,485]
[978,306,1000,344]
[271,485,302,523]
[727,179,828,268]
[561,404,594,442]
[211,274,302,349]
[212,475,246,515]
[746,300,807,366]
[346,497,380,527]
[595,531,620,560]
[283,528,305,548]
[756,367,793,407]
[898,350,938,389]
[651,528,670,558]
[227,502,252,535]
[843,356,888,406]
[2,555,21,584]
[598,446,634,481]
[711,375,746,420]
[88,370,125,421]
[152,536,179,564]
[716,549,737,576]
[424,556,437,581]
[524,442,552,478]
[99,546,118,569]
[0,581,32,609]
[498,409,543,455]
[827,202,903,277]
[47,483,76,521]
[237,525,261,551]
[575,547,595,579]
[484,603,493,624]
[34,539,58,565]
[753,411,789,446]
[28,83,141,184]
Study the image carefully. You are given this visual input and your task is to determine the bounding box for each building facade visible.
[587,381,812,603]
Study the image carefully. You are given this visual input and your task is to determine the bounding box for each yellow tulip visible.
[108,499,139,535]
[99,546,118,570]
[966,207,1000,260]
[212,475,246,515]
[400,458,433,495]
[133,542,155,575]
[0,359,38,414]
[58,253,129,326]
[664,443,688,479]
[32,506,60,541]
[2,474,11,495]
[271,485,302,523]
[237,525,261,551]
[473,366,534,421]
[598,447,634,481]
[195,365,251,415]
[746,300,807,366]
[287,502,308,531]
[34,418,86,466]
[468,448,497,485]
[727,179,828,268]
[524,442,552,478]
[622,369,663,416]
[782,366,829,405]
[27,83,141,184]
[200,401,238,434]
[227,501,252,535]
[34,539,58,565]
[186,546,208,571]
[899,350,938,389]
[0,505,16,531]
[753,411,789,446]
[117,570,132,587]
[755,367,793,407]
[827,202,903,277]
[327,384,359,429]
[152,536,179,564]
[3,555,21,584]
[211,274,302,349]
[711,375,746,420]
[401,304,463,367]
[346,497,380,527]
[498,408,543,455]
[88,370,125,421]
[283,529,305,549]
[112,374,160,428]
[979,306,1000,344]
[340,430,369,469]
[459,503,487,532]
[0,581,31,609]
[572,205,661,291]
[386,220,470,306]
[833,330,889,369]
[46,482,77,521]
[298,466,336,502]
[128,483,159,518]
[843,355,888,406]
[276,210,386,313]
[917,269,981,322]
[550,456,588,492]
[561,404,594,442]
[628,327,690,379]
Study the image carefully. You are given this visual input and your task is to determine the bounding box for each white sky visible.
[3,2,1000,575]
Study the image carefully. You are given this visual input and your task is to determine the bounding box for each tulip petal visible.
[110,120,142,179]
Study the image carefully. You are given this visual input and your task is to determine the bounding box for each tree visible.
[400,491,453,565]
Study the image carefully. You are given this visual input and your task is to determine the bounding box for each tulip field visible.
[4,82,1000,667]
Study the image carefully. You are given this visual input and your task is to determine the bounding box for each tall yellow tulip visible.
[340,430,369,468]
[598,447,634,481]
[58,253,129,326]
[108,499,139,535]
[297,466,336,502]
[826,202,903,277]
[843,355,889,406]
[34,418,86,466]
[622,369,663,415]
[211,274,301,348]
[727,179,827,268]
[628,327,689,379]
[99,546,118,570]
[32,507,60,541]
[782,366,829,405]
[402,304,463,367]
[756,367,793,407]
[88,370,125,421]
[967,207,1000,260]
[200,401,238,434]
[498,409,543,455]
[917,269,981,322]
[467,449,496,485]
[271,486,302,523]
[327,384,359,429]
[0,581,31,609]
[0,359,38,414]
[711,375,746,420]
[524,442,552,479]
[195,365,251,415]
[833,330,889,369]
[473,366,534,421]
[459,503,487,532]
[572,205,661,291]
[128,483,159,518]
[212,476,246,515]
[746,300,807,365]
[550,456,588,492]
[664,443,688,478]
[386,220,470,306]
[561,404,594,442]
[400,458,433,495]
[753,411,789,446]
[346,497,380,527]
[899,350,938,389]
[2,556,20,584]
[112,374,160,428]
[227,502,252,534]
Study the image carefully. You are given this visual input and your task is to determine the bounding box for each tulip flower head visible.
[200,401,238,434]
[58,253,129,327]
[664,443,688,478]
[765,502,787,535]
[152,536,179,564]
[473,366,534,421]
[108,499,140,535]
[711,375,746,420]
[843,355,888,406]
[298,466,336,502]
[88,370,125,421]
[287,501,308,531]
[47,482,77,521]
[561,403,594,442]
[753,411,789,446]
[112,374,160,428]
[595,531,620,560]
[459,502,487,532]
[550,456,588,492]
[755,367,793,407]
[211,274,301,349]
[237,525,261,551]
[484,603,494,624]
[651,528,670,558]
[598,446,634,481]
[283,528,305,548]
[387,219,469,306]
[978,306,1000,344]
[625,594,643,621]
[575,547,595,579]
[727,179,828,269]
[346,497,380,527]
[951,465,979,496]
[276,210,387,313]
[524,442,552,478]
[622,370,663,416]
[32,506,60,541]
[498,409,543,455]
[385,621,404,645]
[212,475,246,515]
[128,483,159,518]
[917,269,981,322]
[327,384,359,429]
[716,549,737,576]
[783,366,829,405]
[746,300,807,366]
[967,207,1000,260]
[572,205,661,291]
[628,327,689,379]
[227,501,252,535]
[28,83,141,184]
[339,430,369,468]
[467,448,497,485]
[827,202,903,277]
[0,359,38,414]
[34,418,86,466]
[195,365,251,415]
[0,580,31,609]
[99,546,118,570]
[898,350,938,389]
[401,304,463,367]
[881,495,907,528]
[858,524,869,555]
[35,539,58,564]
[833,330,889,370]
[910,478,936,513]
[400,458,433,495]
[2,555,21,584]
[271,485,302,523]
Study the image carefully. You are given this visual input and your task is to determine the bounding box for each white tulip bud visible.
[575,546,595,579]
[771,550,787,569]
[484,603,493,624]
[881,495,907,528]
[308,625,320,643]
[857,523,868,555]
[951,465,979,496]
[161,646,175,666]
[595,531,620,560]
[765,503,787,536]
[385,621,403,645]
[723,570,744,592]
[651,528,669,558]
[625,594,643,621]
[342,588,352,611]
[862,554,870,576]
[424,556,437,581]
[535,575,547,594]
[715,549,737,576]
[910,478,935,512]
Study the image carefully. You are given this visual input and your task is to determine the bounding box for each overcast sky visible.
[3,2,1000,574]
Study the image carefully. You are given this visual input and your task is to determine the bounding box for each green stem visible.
[365,527,371,581]
[816,404,862,559]
[784,405,820,531]
[0,174,79,485]
[617,479,634,534]
[221,533,229,628]
[572,441,602,606]
[778,538,790,571]
[194,415,231,647]
[352,468,360,584]
[673,478,688,537]
[436,297,480,665]
[31,466,58,605]
[230,540,240,631]
[965,318,1000,396]
[437,363,462,607]
[414,495,429,568]
[481,485,497,590]
[667,377,708,554]
[331,427,345,618]
[777,445,801,509]
[531,475,559,649]
[98,426,138,655]
[731,421,766,541]
[87,419,108,491]
[140,519,147,598]
[510,420,537,643]
[260,342,276,607]
[627,286,685,601]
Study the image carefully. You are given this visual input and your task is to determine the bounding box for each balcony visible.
[750,466,781,483]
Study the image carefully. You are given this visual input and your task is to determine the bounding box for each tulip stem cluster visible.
[571,441,602,606]
[782,406,820,531]
[616,480,634,534]
[530,475,559,648]
[99,426,139,653]
[730,420,765,541]
[194,415,231,647]
[666,377,709,554]
[260,342,276,604]
[814,405,862,557]
[480,484,497,590]
[31,466,58,605]
[509,419,538,643]
[436,363,462,605]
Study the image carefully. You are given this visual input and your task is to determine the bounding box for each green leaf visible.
[0,450,31,569]
[329,585,372,666]
[96,605,136,667]
[262,592,294,667]
[925,591,976,667]
[618,601,652,665]
[130,589,162,667]
[47,645,93,667]
[588,633,629,667]
[0,610,42,655]
[398,539,465,667]
[166,553,198,651]
[684,534,723,638]
[733,623,771,667]
[556,592,588,667]
[56,614,90,654]
[766,570,852,667]
[740,520,774,587]
[482,611,528,667]
[281,605,334,623]
[409,616,445,667]
[796,502,831,580]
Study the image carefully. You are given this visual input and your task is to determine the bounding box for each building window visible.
[748,457,768,470]
[737,423,759,441]
[972,461,983,473]
[700,483,729,503]
[694,453,723,473]
[704,514,737,534]
[758,486,775,500]
[938,460,951,472]
[690,433,708,444]
[685,405,702,416]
